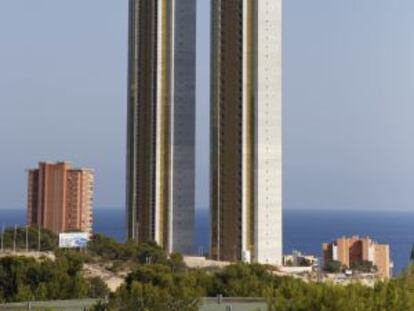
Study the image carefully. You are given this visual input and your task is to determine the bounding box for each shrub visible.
[324,260,343,273]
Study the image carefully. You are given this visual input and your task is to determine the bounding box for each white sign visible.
[59,232,89,248]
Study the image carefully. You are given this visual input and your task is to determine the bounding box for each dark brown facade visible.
[211,0,256,262]
[211,0,283,265]
[126,0,172,249]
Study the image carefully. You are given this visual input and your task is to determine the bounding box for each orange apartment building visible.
[27,161,93,235]
[323,236,391,279]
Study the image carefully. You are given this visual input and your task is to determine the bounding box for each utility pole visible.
[136,222,140,244]
[1,225,3,252]
[199,246,204,257]
[13,224,17,253]
[38,225,41,252]
[26,225,29,252]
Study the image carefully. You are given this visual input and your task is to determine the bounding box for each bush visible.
[168,253,187,273]
[136,241,168,265]
[90,258,414,311]
[107,264,201,311]
[350,260,377,273]
[299,258,313,267]
[88,235,171,267]
[87,234,126,260]
[207,263,274,297]
[1,226,58,251]
[324,260,343,273]
[0,255,89,303]
[89,277,110,298]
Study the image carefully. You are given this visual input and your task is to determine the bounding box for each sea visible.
[1,208,413,276]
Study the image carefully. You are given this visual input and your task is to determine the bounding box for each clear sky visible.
[1,0,414,212]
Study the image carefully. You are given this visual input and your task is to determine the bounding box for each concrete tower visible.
[210,0,282,265]
[126,0,196,254]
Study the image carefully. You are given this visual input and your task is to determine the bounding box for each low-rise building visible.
[283,250,319,268]
[322,236,391,279]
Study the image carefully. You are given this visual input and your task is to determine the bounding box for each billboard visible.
[59,232,89,248]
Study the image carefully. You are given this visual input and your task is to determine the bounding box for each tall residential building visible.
[126,0,196,254]
[211,0,282,265]
[323,236,392,279]
[27,162,93,235]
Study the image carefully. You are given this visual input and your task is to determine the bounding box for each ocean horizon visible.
[1,207,413,275]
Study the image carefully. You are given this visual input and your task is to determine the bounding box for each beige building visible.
[323,236,391,279]
[27,161,93,235]
[283,251,319,268]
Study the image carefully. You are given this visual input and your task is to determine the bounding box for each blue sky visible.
[1,0,414,212]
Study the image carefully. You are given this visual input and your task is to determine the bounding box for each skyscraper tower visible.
[210,0,282,265]
[27,161,94,235]
[126,0,196,254]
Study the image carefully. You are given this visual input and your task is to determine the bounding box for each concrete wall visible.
[375,244,390,279]
[254,0,283,265]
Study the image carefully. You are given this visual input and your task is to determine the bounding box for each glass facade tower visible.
[126,0,196,254]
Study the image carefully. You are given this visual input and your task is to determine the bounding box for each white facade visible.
[154,0,169,248]
[333,245,338,260]
[368,245,375,262]
[254,0,283,265]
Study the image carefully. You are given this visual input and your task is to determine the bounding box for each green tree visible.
[2,226,58,251]
[208,263,274,297]
[168,253,187,273]
[88,234,126,260]
[323,260,343,273]
[0,253,94,302]
[136,241,168,265]
[103,264,201,311]
[88,277,110,298]
[350,260,377,273]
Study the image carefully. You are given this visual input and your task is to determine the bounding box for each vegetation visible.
[0,251,109,303]
[324,259,377,274]
[350,260,378,273]
[104,264,201,311]
[298,258,313,267]
[87,234,168,265]
[5,234,414,311]
[266,266,414,311]
[96,261,414,311]
[1,226,58,251]
[323,259,343,273]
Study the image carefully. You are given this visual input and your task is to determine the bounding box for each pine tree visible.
[410,244,414,262]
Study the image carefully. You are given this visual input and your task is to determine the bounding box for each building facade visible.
[283,251,319,268]
[126,0,196,254]
[27,162,93,235]
[323,236,391,279]
[210,0,282,265]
